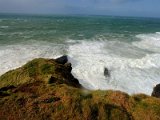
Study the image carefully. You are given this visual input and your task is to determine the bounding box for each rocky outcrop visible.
[0,56,160,120]
[152,84,160,98]
[0,56,81,89]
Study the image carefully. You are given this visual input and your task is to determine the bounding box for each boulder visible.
[152,84,160,98]
[55,55,68,64]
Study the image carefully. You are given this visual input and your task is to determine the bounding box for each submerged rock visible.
[104,67,110,77]
[152,84,160,98]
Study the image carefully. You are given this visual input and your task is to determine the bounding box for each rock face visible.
[55,55,68,64]
[152,84,160,98]
[0,57,160,120]
[64,63,72,72]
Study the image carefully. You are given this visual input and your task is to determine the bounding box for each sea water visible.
[0,14,160,95]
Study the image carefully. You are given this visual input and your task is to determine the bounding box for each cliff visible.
[0,57,160,120]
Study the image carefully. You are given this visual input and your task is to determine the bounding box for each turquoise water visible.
[1,14,160,44]
[1,14,160,95]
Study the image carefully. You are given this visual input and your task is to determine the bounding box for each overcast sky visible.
[0,0,160,18]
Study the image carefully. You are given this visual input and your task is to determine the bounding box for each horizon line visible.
[0,12,160,19]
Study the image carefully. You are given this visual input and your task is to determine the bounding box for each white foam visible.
[0,42,65,75]
[0,38,160,95]
[156,32,160,34]
[133,32,160,52]
[68,40,160,95]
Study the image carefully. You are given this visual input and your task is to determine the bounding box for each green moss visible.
[41,64,55,74]
[0,58,57,89]
[57,104,64,111]
[28,64,37,77]
[138,102,149,109]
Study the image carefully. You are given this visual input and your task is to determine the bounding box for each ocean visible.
[0,14,160,95]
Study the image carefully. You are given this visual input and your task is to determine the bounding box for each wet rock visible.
[152,84,160,98]
[55,55,68,64]
[104,67,110,77]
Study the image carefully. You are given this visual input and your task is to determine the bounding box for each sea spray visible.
[68,40,160,95]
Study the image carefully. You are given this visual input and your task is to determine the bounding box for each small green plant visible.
[57,104,64,111]
[26,62,38,77]
[41,64,54,74]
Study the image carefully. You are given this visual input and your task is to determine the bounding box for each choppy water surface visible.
[1,14,160,95]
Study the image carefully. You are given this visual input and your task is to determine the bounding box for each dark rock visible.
[104,67,110,77]
[70,77,80,87]
[55,55,68,64]
[64,63,72,72]
[152,84,160,98]
[48,76,57,84]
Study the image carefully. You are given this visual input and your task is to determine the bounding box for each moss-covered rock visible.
[0,57,160,120]
[0,58,81,89]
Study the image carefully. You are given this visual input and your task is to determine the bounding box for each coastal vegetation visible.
[0,57,160,120]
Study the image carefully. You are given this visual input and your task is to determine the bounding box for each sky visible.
[0,0,160,18]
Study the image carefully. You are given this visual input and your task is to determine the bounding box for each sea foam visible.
[133,32,160,52]
[68,39,160,95]
[0,42,65,75]
[0,33,160,95]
